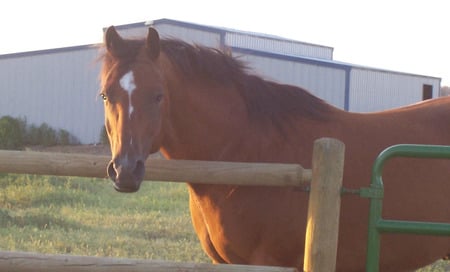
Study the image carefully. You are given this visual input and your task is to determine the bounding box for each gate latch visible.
[358,186,384,199]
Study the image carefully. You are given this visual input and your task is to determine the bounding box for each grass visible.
[0,174,209,262]
[0,173,448,271]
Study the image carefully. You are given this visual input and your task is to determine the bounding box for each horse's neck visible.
[160,80,250,161]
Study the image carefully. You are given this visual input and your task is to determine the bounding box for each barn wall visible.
[155,24,222,47]
[225,32,333,60]
[148,19,334,60]
[235,50,348,109]
[349,68,441,112]
[0,46,103,144]
[117,22,222,48]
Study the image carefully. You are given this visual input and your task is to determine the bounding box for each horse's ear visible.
[146,27,160,60]
[104,26,128,57]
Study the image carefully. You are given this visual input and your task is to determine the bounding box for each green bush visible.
[0,116,27,150]
[0,115,79,149]
[25,124,40,146]
[57,129,79,145]
[39,123,57,146]
[26,123,79,146]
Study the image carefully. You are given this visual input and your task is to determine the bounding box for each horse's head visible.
[100,26,165,193]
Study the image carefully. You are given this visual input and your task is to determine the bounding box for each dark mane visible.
[160,39,336,125]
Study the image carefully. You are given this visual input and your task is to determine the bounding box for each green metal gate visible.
[363,144,450,272]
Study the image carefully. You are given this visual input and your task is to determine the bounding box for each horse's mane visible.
[160,39,336,124]
[102,38,337,127]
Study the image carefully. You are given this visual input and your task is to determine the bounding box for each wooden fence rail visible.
[0,250,297,272]
[0,150,311,187]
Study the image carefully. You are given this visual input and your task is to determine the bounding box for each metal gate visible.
[363,144,450,271]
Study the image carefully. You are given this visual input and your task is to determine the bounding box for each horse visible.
[99,26,450,271]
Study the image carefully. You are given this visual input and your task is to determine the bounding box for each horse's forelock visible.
[100,40,144,88]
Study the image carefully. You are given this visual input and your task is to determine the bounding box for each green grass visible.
[0,174,209,262]
[0,173,448,271]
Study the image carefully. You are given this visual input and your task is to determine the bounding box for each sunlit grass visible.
[0,174,208,262]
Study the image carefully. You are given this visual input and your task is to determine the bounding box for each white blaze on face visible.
[119,71,136,117]
[119,71,136,146]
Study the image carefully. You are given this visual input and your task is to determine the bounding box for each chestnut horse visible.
[100,26,449,271]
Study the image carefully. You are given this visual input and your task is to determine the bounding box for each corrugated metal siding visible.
[225,32,333,60]
[116,27,147,39]
[118,23,222,48]
[238,54,347,109]
[149,19,333,59]
[349,68,441,112]
[154,24,221,47]
[0,47,103,144]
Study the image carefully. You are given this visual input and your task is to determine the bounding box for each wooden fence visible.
[0,137,345,272]
[0,250,297,272]
[0,150,311,187]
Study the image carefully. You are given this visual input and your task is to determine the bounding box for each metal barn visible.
[0,19,441,144]
[0,45,103,144]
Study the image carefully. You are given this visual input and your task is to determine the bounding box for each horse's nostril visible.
[107,160,117,181]
[107,158,145,193]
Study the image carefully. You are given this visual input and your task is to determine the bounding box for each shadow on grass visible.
[0,208,88,231]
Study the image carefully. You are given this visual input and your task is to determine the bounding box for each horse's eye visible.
[100,93,108,101]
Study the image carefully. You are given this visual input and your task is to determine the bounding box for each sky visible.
[1,0,449,86]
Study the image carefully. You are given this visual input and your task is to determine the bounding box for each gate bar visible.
[366,144,450,272]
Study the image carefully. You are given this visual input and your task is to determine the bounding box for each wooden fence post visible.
[303,138,345,272]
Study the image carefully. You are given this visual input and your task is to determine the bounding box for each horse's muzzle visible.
[107,159,145,193]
